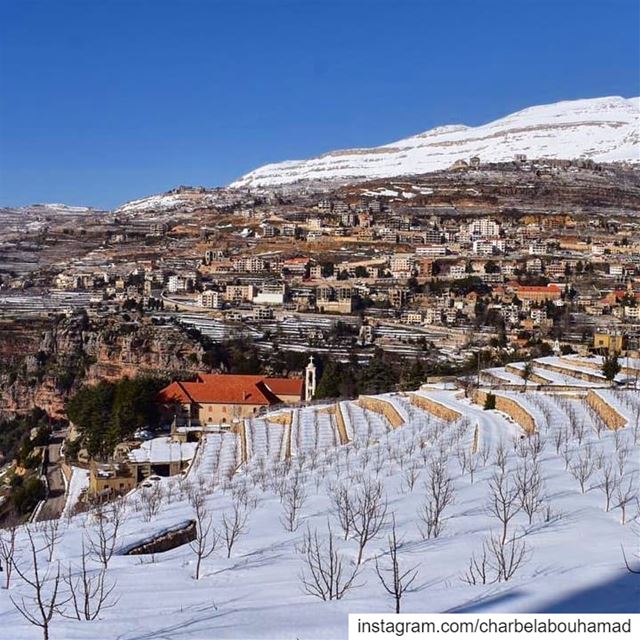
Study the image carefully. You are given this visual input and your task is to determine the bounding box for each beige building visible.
[158,373,304,428]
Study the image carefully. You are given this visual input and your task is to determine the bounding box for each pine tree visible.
[602,351,621,382]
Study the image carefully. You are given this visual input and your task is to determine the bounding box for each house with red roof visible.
[507,282,562,303]
[157,373,304,428]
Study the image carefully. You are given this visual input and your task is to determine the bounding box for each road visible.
[36,435,66,521]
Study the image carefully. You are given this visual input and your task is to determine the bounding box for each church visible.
[157,358,316,428]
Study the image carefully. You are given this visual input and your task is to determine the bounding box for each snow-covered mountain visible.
[230,96,640,189]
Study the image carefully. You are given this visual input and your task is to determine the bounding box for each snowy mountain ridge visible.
[230,96,640,189]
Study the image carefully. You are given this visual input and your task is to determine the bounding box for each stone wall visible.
[124,520,196,555]
[534,360,605,385]
[505,364,551,385]
[331,404,350,444]
[409,393,461,422]
[561,356,640,378]
[357,396,404,429]
[473,390,537,434]
[585,390,627,430]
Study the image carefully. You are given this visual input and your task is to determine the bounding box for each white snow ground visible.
[60,467,90,519]
[0,383,638,640]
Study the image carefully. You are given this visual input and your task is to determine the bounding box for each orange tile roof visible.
[157,381,191,404]
[511,283,561,294]
[264,377,304,397]
[158,374,302,406]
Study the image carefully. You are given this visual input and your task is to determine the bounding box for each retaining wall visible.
[357,396,405,428]
[472,390,537,434]
[585,390,627,430]
[409,393,462,422]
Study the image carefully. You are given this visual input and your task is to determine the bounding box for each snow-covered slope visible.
[230,96,640,189]
[1,377,638,639]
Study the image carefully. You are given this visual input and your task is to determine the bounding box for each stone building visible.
[157,373,304,428]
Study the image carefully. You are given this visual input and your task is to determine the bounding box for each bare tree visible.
[569,451,595,494]
[598,462,620,512]
[573,419,586,446]
[221,498,249,558]
[632,407,640,447]
[0,524,17,589]
[402,463,420,493]
[615,474,638,525]
[528,433,545,462]
[38,519,62,563]
[621,522,640,573]
[493,441,508,473]
[330,482,354,541]
[374,516,419,613]
[486,531,527,582]
[87,501,125,569]
[456,446,469,476]
[561,441,572,471]
[141,483,163,522]
[280,474,307,532]
[468,453,480,484]
[592,413,606,439]
[10,527,66,640]
[60,539,118,620]
[418,455,454,539]
[300,523,359,601]
[350,479,387,565]
[478,441,492,466]
[515,459,544,525]
[232,483,257,513]
[617,447,630,477]
[487,470,521,545]
[372,447,385,476]
[553,427,567,455]
[189,495,219,580]
[461,541,494,585]
[514,437,530,461]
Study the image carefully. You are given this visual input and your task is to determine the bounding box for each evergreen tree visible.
[401,359,426,391]
[602,351,621,382]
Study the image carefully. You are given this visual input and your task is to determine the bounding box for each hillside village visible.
[0,156,639,638]
[0,158,639,493]
[2,162,639,357]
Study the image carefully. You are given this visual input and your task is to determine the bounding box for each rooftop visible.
[157,373,304,406]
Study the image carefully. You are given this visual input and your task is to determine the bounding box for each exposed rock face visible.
[123,520,197,555]
[0,313,207,419]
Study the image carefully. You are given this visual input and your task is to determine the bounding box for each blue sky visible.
[0,0,638,209]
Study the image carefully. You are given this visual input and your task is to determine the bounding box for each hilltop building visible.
[157,373,304,427]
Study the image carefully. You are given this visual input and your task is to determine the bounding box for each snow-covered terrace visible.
[127,437,198,465]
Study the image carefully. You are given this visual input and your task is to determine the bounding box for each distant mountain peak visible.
[230,96,639,189]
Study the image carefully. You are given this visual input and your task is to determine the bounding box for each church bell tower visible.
[305,356,316,402]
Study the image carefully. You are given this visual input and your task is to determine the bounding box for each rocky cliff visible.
[0,313,206,419]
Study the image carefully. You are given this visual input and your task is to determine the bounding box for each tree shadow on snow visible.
[536,571,639,614]
[450,571,639,614]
